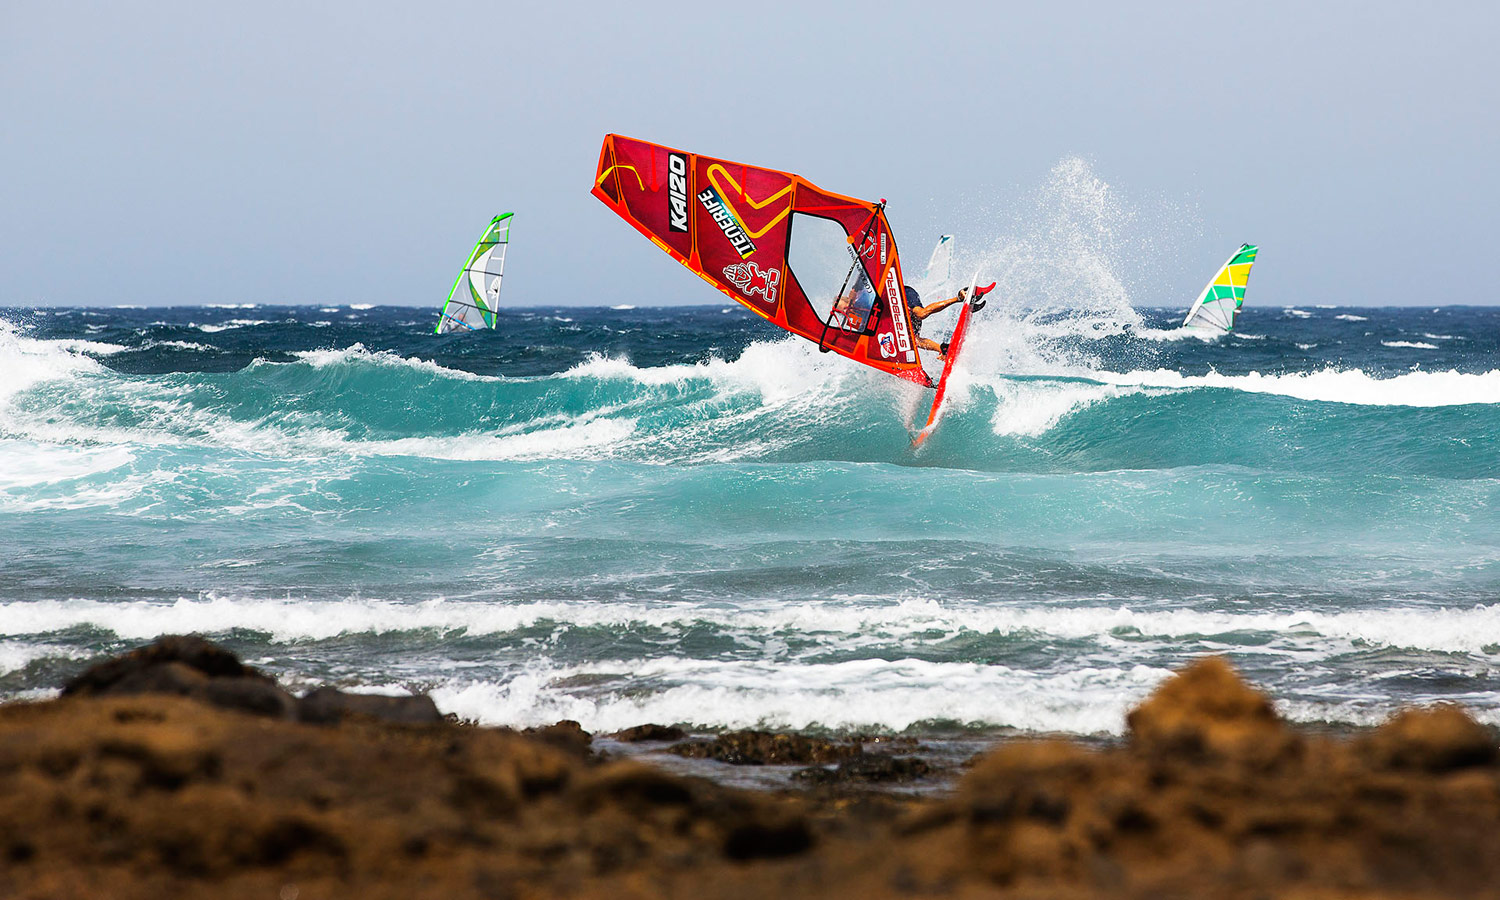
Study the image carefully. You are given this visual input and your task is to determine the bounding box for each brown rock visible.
[794,756,933,785]
[61,636,297,721]
[723,818,814,860]
[63,635,274,696]
[667,730,862,766]
[1126,656,1292,761]
[297,687,443,726]
[612,723,688,743]
[10,640,1500,898]
[1361,704,1498,772]
[522,719,593,759]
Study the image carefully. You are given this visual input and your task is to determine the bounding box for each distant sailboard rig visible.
[1182,243,1258,333]
[590,134,931,386]
[923,235,954,295]
[435,213,512,334]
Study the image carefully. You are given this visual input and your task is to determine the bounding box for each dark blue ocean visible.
[3,302,1500,736]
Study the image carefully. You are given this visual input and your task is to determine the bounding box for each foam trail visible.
[430,657,1174,734]
[8,597,1500,656]
[1092,367,1500,407]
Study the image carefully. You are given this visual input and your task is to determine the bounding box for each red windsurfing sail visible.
[592,134,930,386]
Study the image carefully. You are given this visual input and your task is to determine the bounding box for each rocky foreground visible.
[3,638,1500,898]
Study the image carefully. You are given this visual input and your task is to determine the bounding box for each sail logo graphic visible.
[883,267,914,361]
[697,187,757,259]
[667,153,689,233]
[722,261,779,304]
[878,332,896,358]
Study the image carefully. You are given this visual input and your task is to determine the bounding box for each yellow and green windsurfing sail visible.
[1182,243,1257,332]
[436,213,512,333]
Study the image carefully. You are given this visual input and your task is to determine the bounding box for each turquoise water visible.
[3,303,1499,735]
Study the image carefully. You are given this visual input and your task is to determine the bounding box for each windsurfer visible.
[905,285,990,358]
[832,273,877,331]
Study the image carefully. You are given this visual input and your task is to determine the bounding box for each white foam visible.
[47,338,127,355]
[1423,333,1460,341]
[353,417,640,461]
[191,319,268,333]
[1092,367,1500,407]
[0,440,135,490]
[10,595,1500,733]
[1137,326,1221,342]
[0,336,647,463]
[9,596,1500,657]
[288,344,495,381]
[989,380,1128,436]
[0,321,110,408]
[1283,308,1312,318]
[0,642,82,676]
[431,657,1172,734]
[349,304,374,310]
[611,304,637,310]
[563,339,869,407]
[1335,314,1369,322]
[144,340,212,351]
[1382,340,1439,350]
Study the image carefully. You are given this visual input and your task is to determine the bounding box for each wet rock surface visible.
[667,729,864,765]
[612,723,689,743]
[7,643,1500,899]
[794,755,934,785]
[298,686,443,726]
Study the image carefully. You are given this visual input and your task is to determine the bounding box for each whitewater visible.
[0,158,1496,736]
[3,296,1499,738]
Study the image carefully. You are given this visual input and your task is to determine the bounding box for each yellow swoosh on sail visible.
[705,164,794,239]
[596,164,646,190]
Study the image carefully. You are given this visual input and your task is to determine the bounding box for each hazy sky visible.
[3,1,1497,308]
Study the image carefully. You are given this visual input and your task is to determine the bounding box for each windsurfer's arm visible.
[911,290,967,320]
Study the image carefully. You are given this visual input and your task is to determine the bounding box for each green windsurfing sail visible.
[1183,243,1257,332]
[436,213,512,333]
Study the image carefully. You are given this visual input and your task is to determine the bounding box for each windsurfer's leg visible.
[915,335,943,356]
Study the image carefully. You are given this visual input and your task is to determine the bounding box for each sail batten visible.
[436,213,512,334]
[1183,243,1257,333]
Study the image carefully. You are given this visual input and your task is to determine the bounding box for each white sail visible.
[1183,243,1257,333]
[922,234,954,299]
[437,213,512,334]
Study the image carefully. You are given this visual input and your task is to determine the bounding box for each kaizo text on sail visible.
[668,153,689,233]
